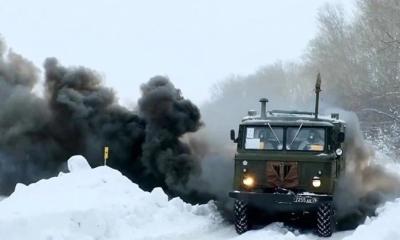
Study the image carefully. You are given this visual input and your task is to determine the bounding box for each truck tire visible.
[234,200,249,234]
[317,202,335,237]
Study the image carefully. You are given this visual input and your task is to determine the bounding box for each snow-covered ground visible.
[0,155,399,240]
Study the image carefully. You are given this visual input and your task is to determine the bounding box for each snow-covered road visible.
[0,155,399,240]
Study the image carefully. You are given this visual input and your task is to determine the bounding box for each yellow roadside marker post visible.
[104,146,109,166]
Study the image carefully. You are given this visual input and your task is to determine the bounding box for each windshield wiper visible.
[267,123,281,145]
[289,122,304,147]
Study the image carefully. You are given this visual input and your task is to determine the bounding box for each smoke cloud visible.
[138,76,202,194]
[0,40,205,202]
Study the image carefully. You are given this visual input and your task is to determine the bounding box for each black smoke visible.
[0,40,206,202]
[137,76,202,194]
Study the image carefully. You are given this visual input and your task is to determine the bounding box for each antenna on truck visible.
[314,73,321,119]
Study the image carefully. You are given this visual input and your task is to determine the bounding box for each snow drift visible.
[0,156,222,240]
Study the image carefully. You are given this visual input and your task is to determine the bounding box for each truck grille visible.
[266,161,299,188]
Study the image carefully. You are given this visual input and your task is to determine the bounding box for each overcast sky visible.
[0,0,354,105]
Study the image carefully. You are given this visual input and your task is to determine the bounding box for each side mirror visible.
[338,132,345,143]
[230,129,237,143]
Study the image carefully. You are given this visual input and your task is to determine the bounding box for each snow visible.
[344,199,400,240]
[1,154,400,240]
[0,156,222,240]
[67,155,92,172]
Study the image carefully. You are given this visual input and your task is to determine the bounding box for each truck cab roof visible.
[241,110,345,127]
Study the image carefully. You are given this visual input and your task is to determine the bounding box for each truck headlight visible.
[336,148,343,156]
[312,176,321,188]
[243,176,255,187]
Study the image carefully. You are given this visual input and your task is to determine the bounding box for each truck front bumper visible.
[229,190,332,213]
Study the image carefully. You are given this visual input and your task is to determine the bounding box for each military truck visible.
[229,74,345,237]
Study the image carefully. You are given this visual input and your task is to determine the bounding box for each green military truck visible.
[229,75,345,237]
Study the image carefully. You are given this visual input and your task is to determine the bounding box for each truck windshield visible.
[245,126,284,150]
[286,127,325,151]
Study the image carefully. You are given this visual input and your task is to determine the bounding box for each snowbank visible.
[0,156,222,240]
[2,154,400,240]
[343,199,400,240]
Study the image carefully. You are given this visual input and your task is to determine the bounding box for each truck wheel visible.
[316,202,335,237]
[234,200,249,234]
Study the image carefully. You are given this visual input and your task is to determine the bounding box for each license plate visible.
[294,195,318,204]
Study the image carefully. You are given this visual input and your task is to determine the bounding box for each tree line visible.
[202,0,400,154]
